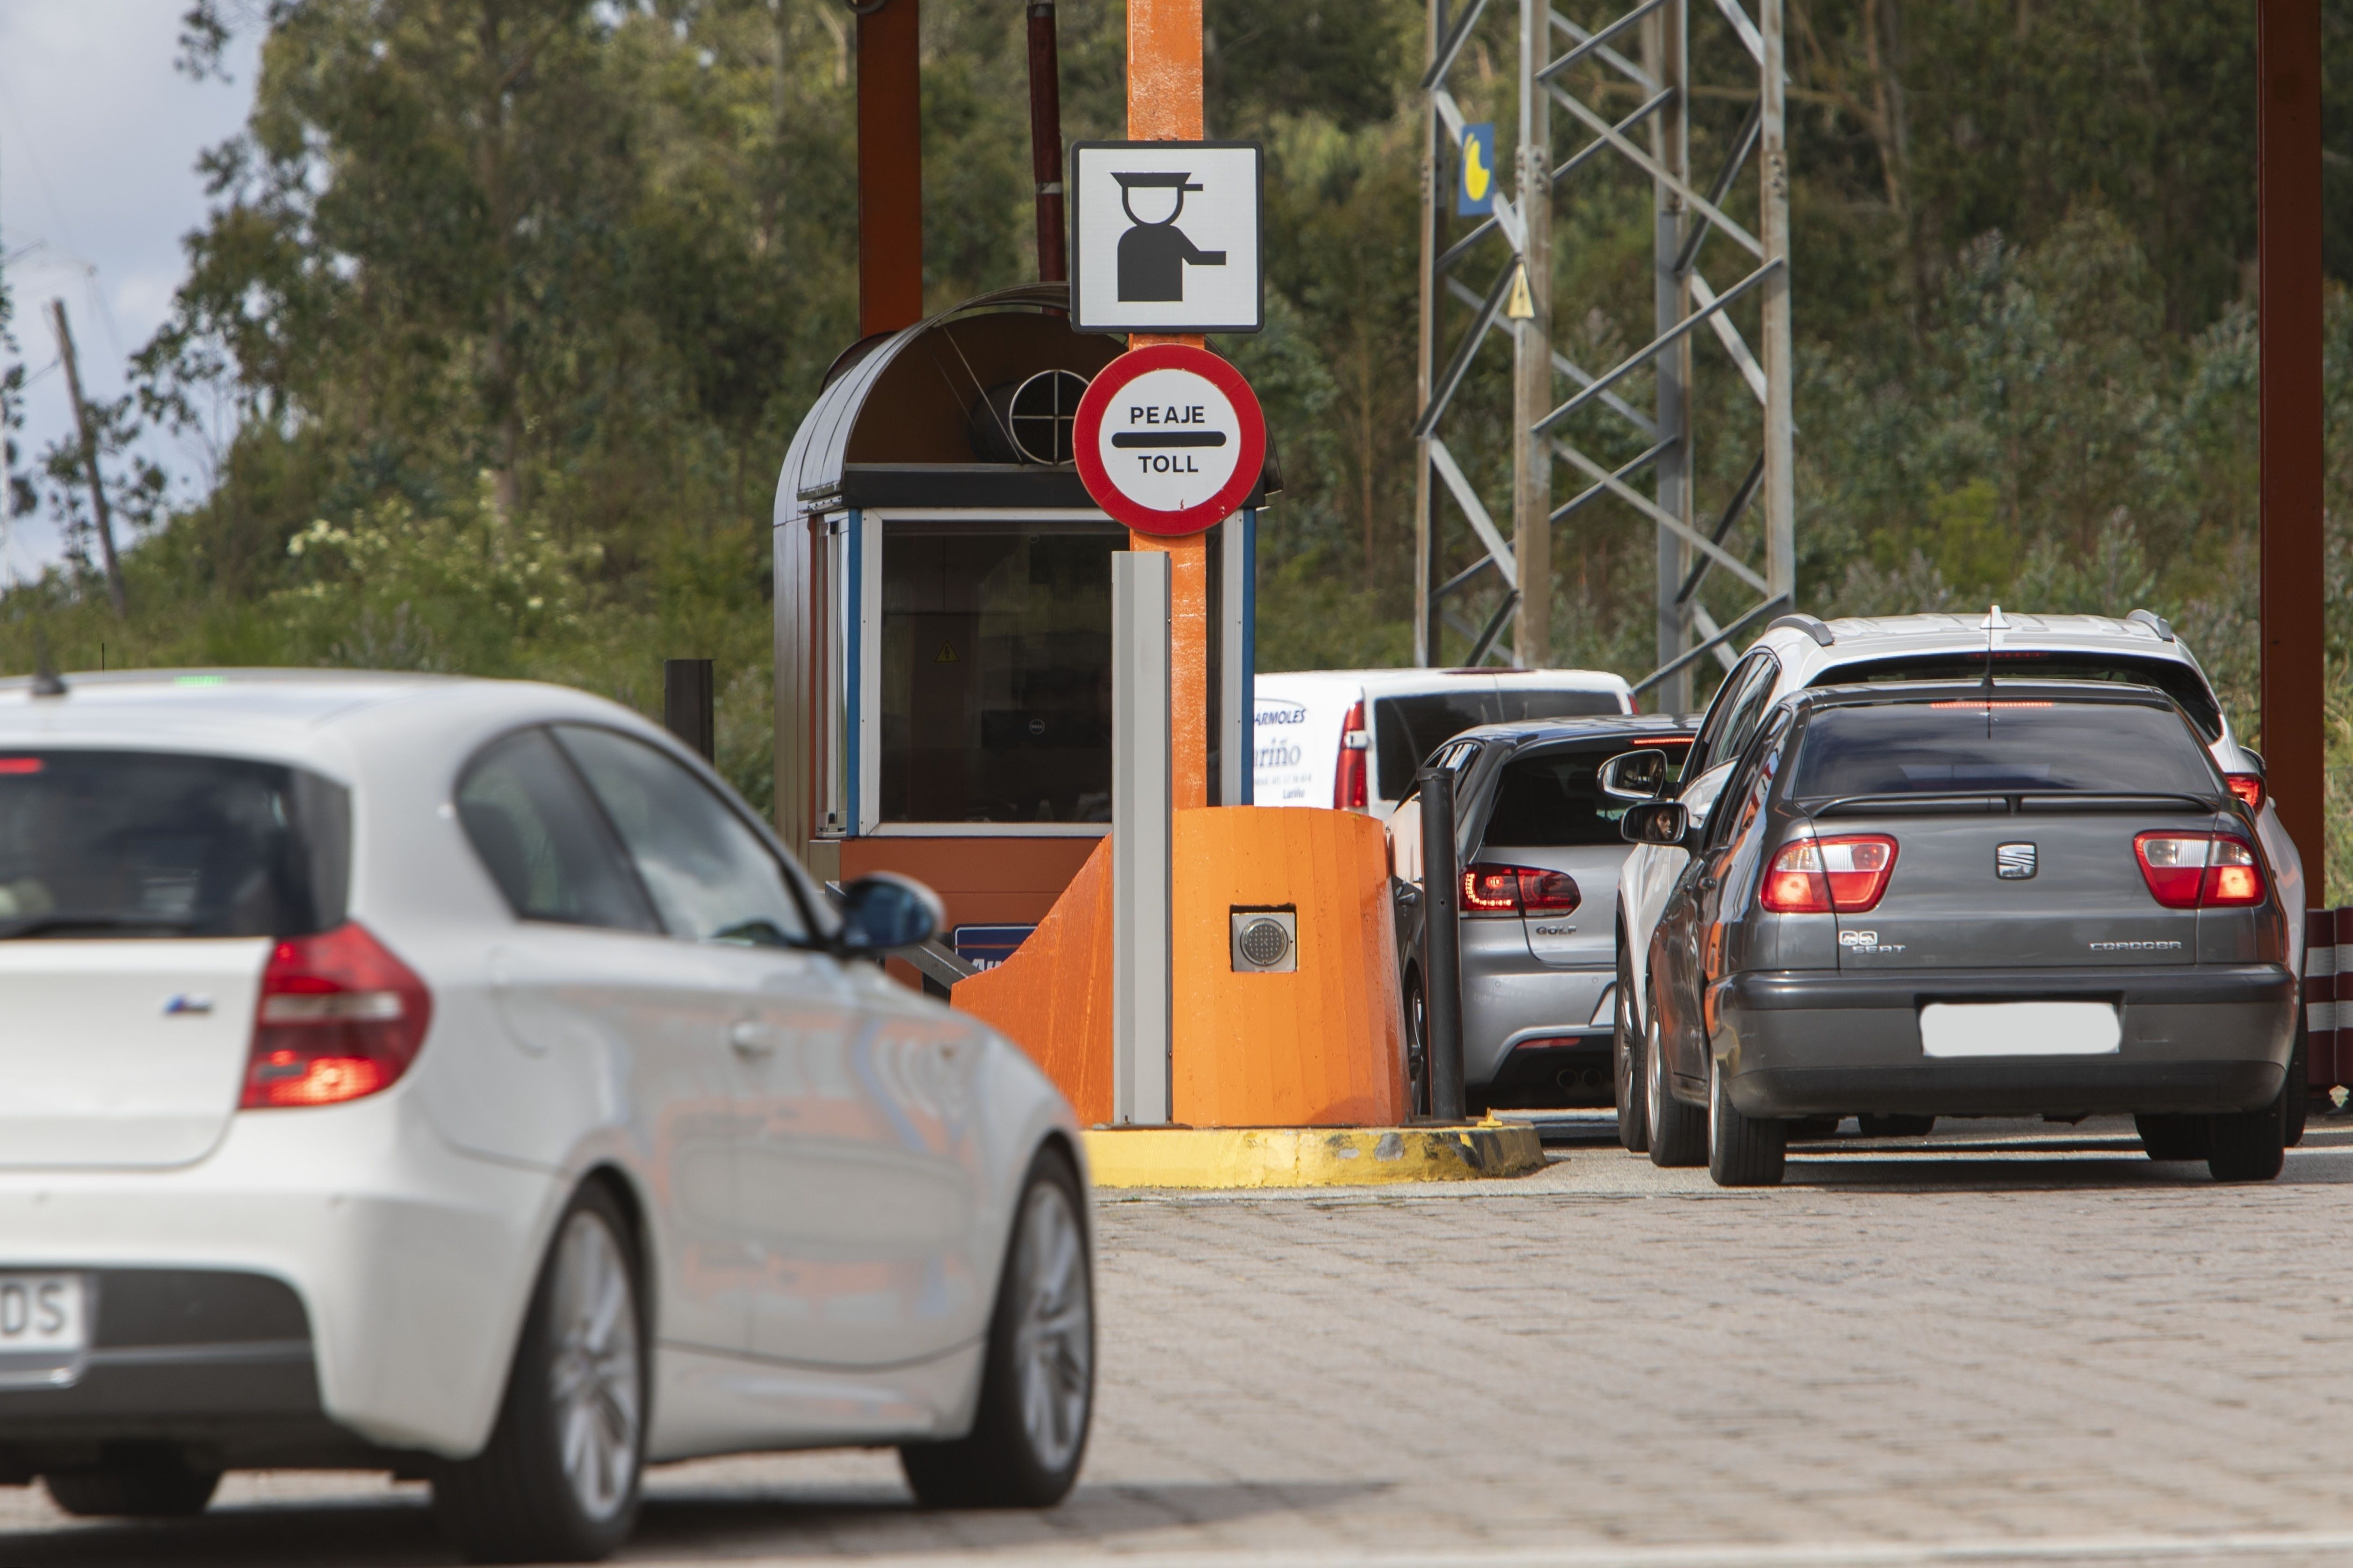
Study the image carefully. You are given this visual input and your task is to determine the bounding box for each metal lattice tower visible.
[1411,0,1794,709]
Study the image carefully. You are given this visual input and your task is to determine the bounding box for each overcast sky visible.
[1,1,262,584]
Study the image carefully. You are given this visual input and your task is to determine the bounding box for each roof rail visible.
[1766,612,1835,647]
[2126,607,2175,642]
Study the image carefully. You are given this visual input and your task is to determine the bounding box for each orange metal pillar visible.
[858,0,924,337]
[2257,0,2324,888]
[1126,0,1209,808]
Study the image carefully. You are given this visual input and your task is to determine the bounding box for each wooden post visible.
[2258,0,2325,890]
[1125,0,1210,808]
[856,0,924,337]
[44,300,127,617]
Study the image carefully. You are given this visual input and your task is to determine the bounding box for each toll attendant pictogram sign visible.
[1073,345,1266,538]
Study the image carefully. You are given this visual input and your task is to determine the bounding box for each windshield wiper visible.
[0,913,202,940]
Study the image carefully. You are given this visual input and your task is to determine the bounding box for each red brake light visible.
[1334,699,1368,811]
[2225,773,2264,812]
[1461,863,1581,916]
[2134,832,2264,910]
[0,758,41,775]
[242,922,433,1108]
[1761,834,1898,914]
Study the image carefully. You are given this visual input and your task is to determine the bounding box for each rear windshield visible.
[1484,738,1693,848]
[1374,689,1624,799]
[1823,654,2223,741]
[1785,702,2221,801]
[0,751,350,940]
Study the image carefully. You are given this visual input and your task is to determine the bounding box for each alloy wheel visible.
[1010,1180,1092,1475]
[548,1210,642,1523]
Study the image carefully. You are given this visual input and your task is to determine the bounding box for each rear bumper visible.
[1715,964,2295,1118]
[0,1270,377,1475]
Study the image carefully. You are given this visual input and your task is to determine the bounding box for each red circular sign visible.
[1073,345,1267,537]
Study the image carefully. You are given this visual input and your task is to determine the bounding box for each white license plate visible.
[1920,1001,2122,1059]
[0,1274,87,1357]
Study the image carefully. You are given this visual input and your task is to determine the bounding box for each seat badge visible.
[162,994,214,1016]
[1995,842,2037,880]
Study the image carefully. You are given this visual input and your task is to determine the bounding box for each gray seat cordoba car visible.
[1624,680,2295,1187]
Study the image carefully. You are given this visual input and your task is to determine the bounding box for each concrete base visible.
[1081,1122,1547,1189]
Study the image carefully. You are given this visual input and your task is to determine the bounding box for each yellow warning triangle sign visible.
[934,641,958,663]
[1504,263,1535,320]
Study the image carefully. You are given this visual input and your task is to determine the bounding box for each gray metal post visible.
[1112,550,1172,1126]
[663,658,716,763]
[1649,3,1694,713]
[1218,513,1252,807]
[1419,765,1465,1122]
[1510,0,1552,668]
[1413,0,1446,669]
[1760,0,1796,601]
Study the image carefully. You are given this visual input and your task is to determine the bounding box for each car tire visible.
[2285,1014,2310,1149]
[2135,1113,2209,1162]
[902,1146,1094,1510]
[433,1182,647,1564]
[1707,1053,1786,1187]
[1644,982,1705,1168]
[43,1449,220,1518]
[1613,941,1648,1153]
[1403,975,1430,1120]
[2208,1087,2287,1184]
[1857,1114,1934,1138]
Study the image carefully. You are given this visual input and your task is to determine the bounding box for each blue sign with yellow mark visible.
[1457,123,1497,217]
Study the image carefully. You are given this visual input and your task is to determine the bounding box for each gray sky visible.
[0,0,261,583]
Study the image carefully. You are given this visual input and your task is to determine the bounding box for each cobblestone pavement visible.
[8,1118,2353,1566]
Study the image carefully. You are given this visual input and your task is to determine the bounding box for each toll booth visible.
[773,283,1271,965]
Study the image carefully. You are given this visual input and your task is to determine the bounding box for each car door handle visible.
[728,1018,778,1055]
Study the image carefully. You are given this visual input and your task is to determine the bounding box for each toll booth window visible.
[880,521,1121,824]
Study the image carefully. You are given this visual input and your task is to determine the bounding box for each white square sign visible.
[1070,141,1263,335]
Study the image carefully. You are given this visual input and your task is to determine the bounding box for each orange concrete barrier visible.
[952,807,1406,1128]
[950,837,1117,1125]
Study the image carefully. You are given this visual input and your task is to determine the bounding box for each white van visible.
[1253,668,1635,819]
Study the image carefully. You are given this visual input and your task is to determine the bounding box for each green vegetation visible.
[0,0,2347,889]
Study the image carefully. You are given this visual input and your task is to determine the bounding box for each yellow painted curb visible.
[1081,1121,1547,1188]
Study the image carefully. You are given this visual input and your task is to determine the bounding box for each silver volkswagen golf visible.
[1388,713,1700,1113]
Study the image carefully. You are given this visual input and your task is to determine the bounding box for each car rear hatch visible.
[1473,735,1688,969]
[1779,695,2231,973]
[0,749,350,1168]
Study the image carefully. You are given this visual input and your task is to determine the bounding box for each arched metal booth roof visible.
[775,282,1278,520]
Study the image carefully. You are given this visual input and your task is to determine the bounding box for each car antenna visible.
[1977,603,2007,694]
[29,628,66,698]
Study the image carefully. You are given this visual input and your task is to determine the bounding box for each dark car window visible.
[1823,653,2225,741]
[1374,688,1623,800]
[1686,653,1779,780]
[554,726,812,948]
[458,730,661,932]
[1785,700,2223,800]
[1484,737,1696,848]
[0,750,348,940]
[1706,710,1791,853]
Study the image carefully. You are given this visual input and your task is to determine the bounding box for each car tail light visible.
[1461,863,1581,917]
[2134,832,2265,910]
[1761,834,1898,914]
[1334,699,1369,811]
[2225,773,2264,812]
[0,758,42,775]
[241,922,433,1108]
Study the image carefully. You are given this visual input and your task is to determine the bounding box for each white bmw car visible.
[0,669,1093,1561]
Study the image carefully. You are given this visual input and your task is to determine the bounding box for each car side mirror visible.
[1620,800,1690,848]
[1599,748,1671,802]
[835,873,944,955]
